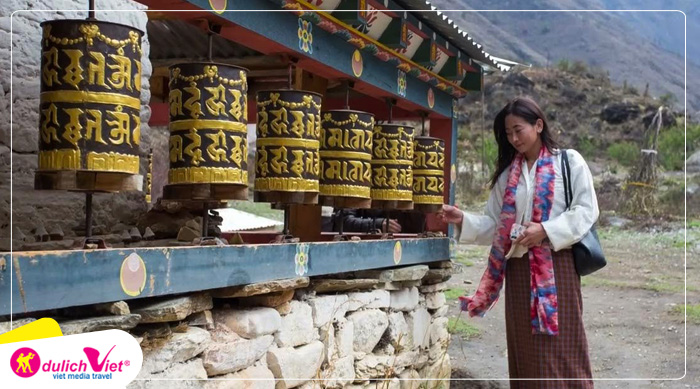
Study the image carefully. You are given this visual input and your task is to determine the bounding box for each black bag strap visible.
[561,149,573,210]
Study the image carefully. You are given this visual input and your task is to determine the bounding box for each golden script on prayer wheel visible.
[319,110,374,207]
[412,136,445,205]
[167,63,249,188]
[38,20,143,174]
[370,124,415,208]
[254,90,322,204]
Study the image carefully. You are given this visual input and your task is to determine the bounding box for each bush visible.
[570,60,588,75]
[557,59,570,72]
[577,137,597,159]
[607,142,639,167]
[657,124,700,171]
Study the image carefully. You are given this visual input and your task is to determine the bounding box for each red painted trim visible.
[149,102,170,126]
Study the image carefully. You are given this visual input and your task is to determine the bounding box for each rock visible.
[239,289,295,308]
[48,225,64,241]
[214,307,281,339]
[20,239,75,251]
[346,290,391,311]
[425,293,446,310]
[384,312,411,350]
[64,301,131,317]
[399,280,422,288]
[141,327,212,374]
[399,369,423,389]
[430,306,449,319]
[504,72,534,89]
[390,288,419,311]
[347,309,389,354]
[212,278,310,298]
[354,354,394,380]
[121,229,133,242]
[321,355,356,388]
[187,310,213,329]
[320,322,336,363]
[266,341,325,388]
[310,279,380,293]
[143,227,156,240]
[601,102,641,124]
[418,355,451,388]
[607,216,633,228]
[429,317,449,346]
[203,327,274,376]
[129,358,208,389]
[12,226,28,243]
[177,226,200,242]
[275,302,292,315]
[0,318,35,335]
[421,269,453,285]
[186,219,201,231]
[379,282,402,290]
[357,265,429,282]
[134,293,213,323]
[406,309,431,349]
[132,323,172,339]
[275,300,316,347]
[205,365,275,389]
[335,319,354,358]
[59,314,141,335]
[419,282,448,294]
[34,224,49,242]
[130,227,143,242]
[308,294,349,328]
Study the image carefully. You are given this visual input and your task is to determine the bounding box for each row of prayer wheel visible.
[36,19,445,209]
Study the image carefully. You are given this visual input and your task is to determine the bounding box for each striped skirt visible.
[505,249,594,388]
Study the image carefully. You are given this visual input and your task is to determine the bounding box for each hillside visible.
[427,0,699,112]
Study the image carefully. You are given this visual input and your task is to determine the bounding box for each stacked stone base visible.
[1,263,456,389]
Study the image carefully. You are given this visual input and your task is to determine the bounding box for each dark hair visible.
[489,97,560,188]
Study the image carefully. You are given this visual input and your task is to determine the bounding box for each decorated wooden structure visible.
[1,0,510,317]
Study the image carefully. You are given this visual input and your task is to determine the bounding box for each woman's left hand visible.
[513,222,548,248]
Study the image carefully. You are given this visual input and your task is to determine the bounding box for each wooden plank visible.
[34,171,143,192]
[0,238,450,316]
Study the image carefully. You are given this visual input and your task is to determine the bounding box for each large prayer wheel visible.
[164,62,249,200]
[370,123,415,209]
[37,20,143,176]
[319,110,374,208]
[254,90,322,204]
[412,136,445,212]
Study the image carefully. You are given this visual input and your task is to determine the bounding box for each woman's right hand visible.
[440,204,463,225]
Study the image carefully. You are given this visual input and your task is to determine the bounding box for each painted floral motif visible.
[298,19,313,54]
[427,88,435,109]
[393,241,402,265]
[295,243,310,276]
[397,70,407,97]
[352,49,363,77]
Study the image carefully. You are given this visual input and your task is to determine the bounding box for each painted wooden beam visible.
[0,238,449,316]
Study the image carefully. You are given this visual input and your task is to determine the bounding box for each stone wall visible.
[0,263,455,388]
[0,0,153,251]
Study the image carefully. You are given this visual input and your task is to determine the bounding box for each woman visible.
[442,97,598,388]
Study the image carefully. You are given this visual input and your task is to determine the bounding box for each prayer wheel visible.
[37,20,143,178]
[164,62,249,200]
[412,136,445,212]
[319,110,374,208]
[254,90,322,204]
[370,124,415,210]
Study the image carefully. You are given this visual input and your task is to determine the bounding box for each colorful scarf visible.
[459,146,559,335]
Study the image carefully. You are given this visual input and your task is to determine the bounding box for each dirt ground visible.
[445,221,700,389]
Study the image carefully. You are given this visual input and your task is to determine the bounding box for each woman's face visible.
[504,114,543,155]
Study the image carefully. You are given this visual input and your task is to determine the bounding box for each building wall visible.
[0,0,153,250]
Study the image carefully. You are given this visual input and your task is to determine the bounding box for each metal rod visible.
[345,81,350,110]
[421,112,426,137]
[386,99,393,123]
[338,208,345,236]
[207,33,213,62]
[85,193,93,238]
[288,63,293,90]
[283,205,290,236]
[88,0,95,19]
[202,203,209,238]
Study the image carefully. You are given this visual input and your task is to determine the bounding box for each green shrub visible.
[607,142,639,167]
[557,59,570,72]
[577,137,597,159]
[658,124,700,170]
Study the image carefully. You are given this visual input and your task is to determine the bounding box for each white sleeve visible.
[541,150,600,251]
[458,172,505,245]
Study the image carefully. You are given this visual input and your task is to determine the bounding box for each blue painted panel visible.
[0,238,449,316]
[182,0,453,117]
